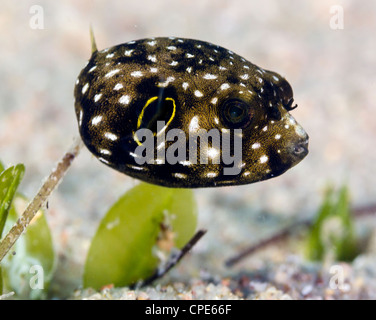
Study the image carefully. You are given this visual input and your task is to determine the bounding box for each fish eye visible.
[221,98,254,128]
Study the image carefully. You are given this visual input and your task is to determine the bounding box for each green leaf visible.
[0,162,25,296]
[332,186,358,261]
[84,183,197,290]
[305,185,359,262]
[305,187,334,261]
[1,196,56,299]
[0,164,25,238]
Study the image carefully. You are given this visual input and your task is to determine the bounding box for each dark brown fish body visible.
[74,37,308,188]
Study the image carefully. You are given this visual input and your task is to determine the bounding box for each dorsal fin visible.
[90,25,98,54]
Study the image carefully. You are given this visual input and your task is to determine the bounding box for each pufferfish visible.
[74,35,309,188]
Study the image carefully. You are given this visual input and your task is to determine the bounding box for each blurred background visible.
[0,0,375,297]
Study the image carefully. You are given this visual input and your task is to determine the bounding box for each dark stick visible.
[225,219,311,267]
[135,229,207,288]
[225,204,376,268]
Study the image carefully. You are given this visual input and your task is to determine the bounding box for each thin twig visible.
[225,204,376,267]
[0,138,83,263]
[352,204,376,217]
[225,219,311,267]
[0,291,14,300]
[135,229,207,288]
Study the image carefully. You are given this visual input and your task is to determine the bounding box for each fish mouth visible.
[291,136,309,162]
[293,138,309,158]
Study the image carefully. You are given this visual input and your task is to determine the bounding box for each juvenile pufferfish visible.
[74,36,309,188]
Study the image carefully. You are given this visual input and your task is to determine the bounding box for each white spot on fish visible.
[114,83,123,91]
[220,83,230,91]
[207,148,220,159]
[203,73,218,80]
[169,61,178,66]
[167,46,177,51]
[131,71,143,77]
[186,67,192,73]
[179,160,192,166]
[189,116,200,132]
[94,93,102,102]
[182,82,189,90]
[260,155,268,163]
[158,76,175,87]
[88,66,97,73]
[129,165,145,171]
[240,74,249,80]
[275,134,281,140]
[119,95,131,105]
[194,90,203,97]
[124,49,134,56]
[252,142,261,149]
[82,83,89,94]
[98,157,110,164]
[186,53,194,58]
[211,97,218,105]
[206,172,218,178]
[147,55,157,62]
[174,173,187,179]
[78,109,83,126]
[147,40,157,46]
[105,69,120,78]
[104,132,118,141]
[150,67,158,73]
[100,149,111,155]
[106,53,115,58]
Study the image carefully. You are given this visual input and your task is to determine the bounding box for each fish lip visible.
[293,138,309,158]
